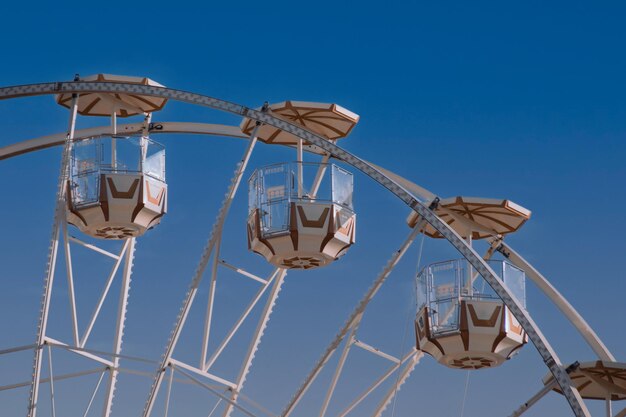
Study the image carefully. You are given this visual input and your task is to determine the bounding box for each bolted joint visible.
[428,197,440,211]
[255,102,270,126]
[495,243,511,258]
[565,361,581,374]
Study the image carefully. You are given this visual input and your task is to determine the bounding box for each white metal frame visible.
[1,80,620,417]
[0,91,141,417]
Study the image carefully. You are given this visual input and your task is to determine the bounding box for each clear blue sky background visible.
[1,1,625,417]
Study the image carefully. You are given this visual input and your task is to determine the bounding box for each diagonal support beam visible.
[282,218,426,417]
[370,352,421,417]
[101,237,136,417]
[170,358,237,389]
[62,223,80,346]
[68,236,121,260]
[338,351,420,417]
[142,121,264,417]
[175,368,260,417]
[222,269,287,417]
[219,260,269,285]
[80,239,130,348]
[28,93,79,417]
[353,340,401,364]
[204,269,280,371]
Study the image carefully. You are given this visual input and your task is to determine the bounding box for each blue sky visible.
[1,1,626,416]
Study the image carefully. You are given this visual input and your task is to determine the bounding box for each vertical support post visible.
[62,222,80,346]
[47,345,56,417]
[164,366,174,417]
[465,234,473,297]
[200,240,221,368]
[111,112,117,168]
[101,237,136,417]
[140,113,151,169]
[221,269,287,417]
[142,118,265,417]
[297,139,303,198]
[310,154,330,198]
[606,395,612,417]
[28,91,79,417]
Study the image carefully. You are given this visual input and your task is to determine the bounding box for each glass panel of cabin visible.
[248,171,260,216]
[111,136,141,173]
[331,165,354,210]
[429,260,461,335]
[71,138,100,207]
[144,139,166,181]
[259,164,290,235]
[503,262,526,308]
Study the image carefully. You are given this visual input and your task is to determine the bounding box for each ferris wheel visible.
[0,74,624,417]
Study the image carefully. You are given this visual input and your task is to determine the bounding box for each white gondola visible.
[247,161,355,269]
[242,100,360,269]
[55,74,168,239]
[66,135,167,238]
[415,258,527,369]
[411,196,532,369]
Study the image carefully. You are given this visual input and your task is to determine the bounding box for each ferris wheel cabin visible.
[410,196,532,369]
[56,74,168,239]
[241,101,359,269]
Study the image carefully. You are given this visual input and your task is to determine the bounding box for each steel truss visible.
[2,80,620,417]
[0,93,141,417]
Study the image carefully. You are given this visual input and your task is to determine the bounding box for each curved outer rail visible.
[495,240,615,361]
[0,81,590,417]
[0,122,247,160]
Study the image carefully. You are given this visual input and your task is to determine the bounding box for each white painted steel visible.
[83,371,106,417]
[337,351,421,417]
[282,220,426,417]
[222,270,287,417]
[101,237,136,417]
[169,358,237,390]
[318,328,357,417]
[47,345,56,417]
[201,239,222,369]
[497,240,615,361]
[68,236,121,260]
[173,369,257,417]
[310,154,330,197]
[0,81,594,416]
[204,270,280,372]
[0,368,104,392]
[80,241,130,348]
[509,380,558,417]
[141,123,262,416]
[44,338,114,367]
[0,123,246,160]
[62,223,80,346]
[370,351,422,417]
[174,368,260,417]
[353,340,401,364]
[27,93,79,417]
[163,367,174,417]
[218,260,269,285]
